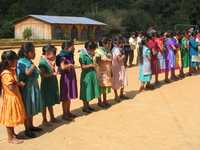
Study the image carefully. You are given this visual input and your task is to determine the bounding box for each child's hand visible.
[17,81,26,87]
[69,64,74,68]
[30,64,36,71]
[52,72,57,76]
[90,64,96,68]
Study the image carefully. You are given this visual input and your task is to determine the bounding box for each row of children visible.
[0,37,129,144]
[138,30,200,91]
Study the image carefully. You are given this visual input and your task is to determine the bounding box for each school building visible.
[14,15,106,41]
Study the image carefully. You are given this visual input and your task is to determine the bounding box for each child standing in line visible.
[112,37,129,102]
[0,50,26,144]
[56,41,78,121]
[180,32,190,77]
[138,38,153,92]
[17,42,43,138]
[146,32,159,84]
[95,37,112,108]
[164,32,178,82]
[155,32,166,73]
[39,44,60,125]
[79,41,100,113]
[189,32,199,74]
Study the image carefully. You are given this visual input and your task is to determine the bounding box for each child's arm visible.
[81,64,96,69]
[102,57,112,62]
[8,81,25,90]
[117,54,125,62]
[60,60,74,70]
[39,66,52,78]
[25,64,36,76]
[16,81,26,88]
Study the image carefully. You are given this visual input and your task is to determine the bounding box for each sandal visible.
[82,108,92,113]
[30,127,43,132]
[120,95,130,100]
[24,130,37,138]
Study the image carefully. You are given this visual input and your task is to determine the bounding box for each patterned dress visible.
[95,47,112,94]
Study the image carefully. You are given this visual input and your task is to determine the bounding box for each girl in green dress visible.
[180,32,190,77]
[39,45,60,125]
[79,41,100,113]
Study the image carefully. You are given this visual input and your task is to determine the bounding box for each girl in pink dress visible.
[112,37,128,102]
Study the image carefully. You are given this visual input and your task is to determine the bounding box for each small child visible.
[112,37,129,102]
[17,42,43,138]
[56,41,78,121]
[95,37,112,108]
[0,50,26,144]
[39,44,60,125]
[138,38,153,92]
[79,41,100,113]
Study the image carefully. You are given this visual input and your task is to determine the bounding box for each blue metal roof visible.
[27,15,106,26]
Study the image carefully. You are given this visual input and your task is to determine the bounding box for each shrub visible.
[23,27,32,40]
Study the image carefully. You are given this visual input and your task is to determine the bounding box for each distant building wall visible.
[14,17,104,40]
[15,17,52,39]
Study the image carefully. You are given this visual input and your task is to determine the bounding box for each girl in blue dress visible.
[17,42,43,138]
[138,38,153,92]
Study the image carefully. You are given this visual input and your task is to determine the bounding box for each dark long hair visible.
[18,42,35,58]
[61,41,74,50]
[85,41,97,50]
[0,50,18,95]
[42,44,57,55]
[138,37,147,65]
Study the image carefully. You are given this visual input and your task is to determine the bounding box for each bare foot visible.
[8,138,23,144]
[138,86,145,93]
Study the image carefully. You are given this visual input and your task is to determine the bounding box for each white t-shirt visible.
[129,37,137,46]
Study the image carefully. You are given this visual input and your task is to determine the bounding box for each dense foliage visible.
[0,0,199,38]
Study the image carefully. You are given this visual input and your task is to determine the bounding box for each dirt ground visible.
[0,45,200,150]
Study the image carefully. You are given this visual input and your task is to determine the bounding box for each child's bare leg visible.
[98,95,102,105]
[48,106,57,122]
[42,107,48,123]
[103,93,107,103]
[155,73,159,84]
[114,90,120,102]
[7,127,23,144]
[62,101,67,116]
[165,70,170,82]
[120,88,129,99]
[139,82,145,92]
[11,128,17,137]
[120,88,124,96]
[66,100,76,118]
